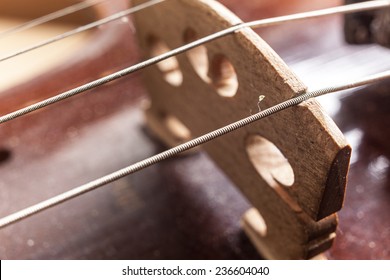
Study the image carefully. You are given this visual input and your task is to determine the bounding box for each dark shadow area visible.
[0,148,12,165]
[328,80,390,259]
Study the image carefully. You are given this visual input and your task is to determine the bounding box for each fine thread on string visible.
[0,0,107,38]
[0,0,167,62]
[0,70,388,229]
[0,0,389,124]
[257,95,265,112]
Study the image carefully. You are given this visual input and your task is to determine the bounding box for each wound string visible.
[0,0,388,124]
[0,70,388,229]
[0,0,167,62]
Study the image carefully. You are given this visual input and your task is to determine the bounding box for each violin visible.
[0,0,389,259]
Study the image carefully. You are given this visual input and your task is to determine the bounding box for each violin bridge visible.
[133,0,351,259]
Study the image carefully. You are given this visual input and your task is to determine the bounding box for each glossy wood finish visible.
[329,80,390,259]
[0,0,389,259]
[0,0,96,24]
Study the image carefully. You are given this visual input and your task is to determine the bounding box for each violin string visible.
[0,0,167,63]
[0,0,387,63]
[240,0,390,29]
[0,0,107,38]
[0,69,388,229]
[0,0,388,124]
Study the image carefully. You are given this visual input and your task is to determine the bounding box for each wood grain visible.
[0,0,388,260]
[133,0,351,259]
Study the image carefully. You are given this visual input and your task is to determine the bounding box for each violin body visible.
[0,0,389,260]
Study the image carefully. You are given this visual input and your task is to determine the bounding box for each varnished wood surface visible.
[329,81,390,259]
[133,0,350,259]
[0,0,389,259]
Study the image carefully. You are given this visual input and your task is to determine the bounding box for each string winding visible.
[0,0,167,62]
[0,0,389,229]
[0,0,389,124]
[0,69,389,229]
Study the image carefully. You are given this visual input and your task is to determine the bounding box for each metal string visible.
[0,0,388,124]
[0,0,107,38]
[239,0,390,30]
[0,0,167,62]
[0,0,387,63]
[0,70,388,229]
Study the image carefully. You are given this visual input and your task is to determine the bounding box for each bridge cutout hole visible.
[246,208,268,237]
[209,54,238,97]
[246,135,303,211]
[147,35,183,87]
[182,28,238,97]
[183,28,210,83]
[163,114,191,142]
[246,135,295,188]
[0,148,12,165]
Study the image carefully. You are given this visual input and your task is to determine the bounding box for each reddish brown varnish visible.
[0,0,388,259]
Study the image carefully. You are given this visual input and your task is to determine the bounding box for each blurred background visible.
[0,0,389,259]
